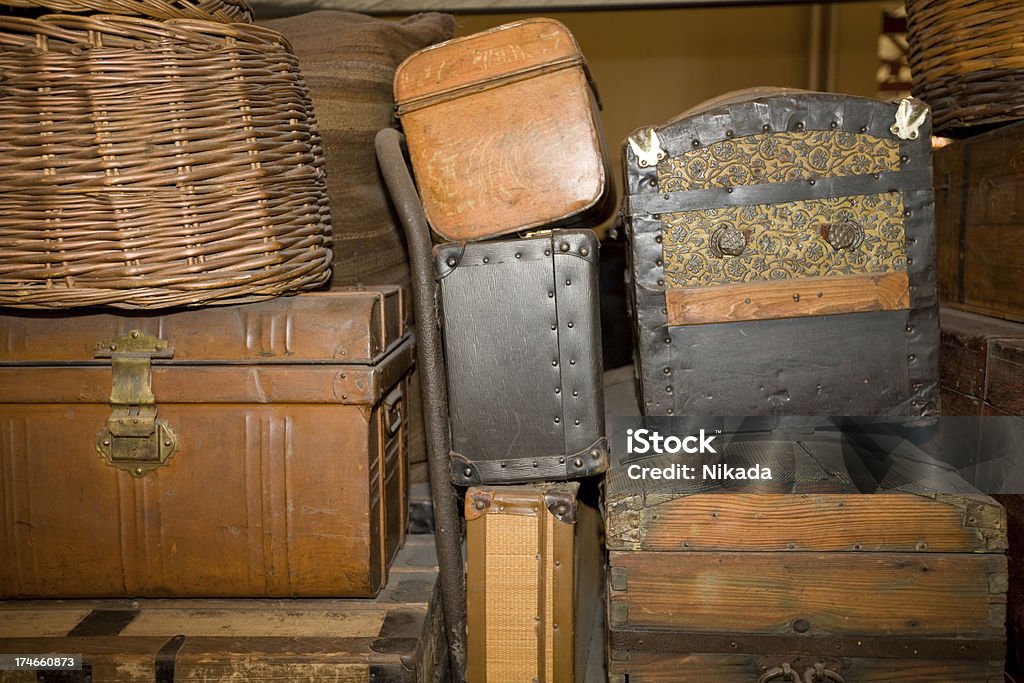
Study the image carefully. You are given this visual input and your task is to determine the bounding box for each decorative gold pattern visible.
[662,194,907,288]
[658,131,901,192]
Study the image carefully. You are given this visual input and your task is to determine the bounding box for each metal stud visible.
[463,467,473,477]
[580,246,590,257]
[552,360,558,367]
[573,458,583,468]
[554,417,560,424]
[762,124,771,132]
[830,121,838,129]
[860,126,868,133]
[482,257,489,264]
[567,322,574,328]
[590,449,600,459]
[475,500,485,510]
[795,122,805,131]
[559,242,570,252]
[691,139,700,148]
[446,257,456,267]
[808,179,815,186]
[515,252,522,259]
[726,129,734,138]
[544,249,551,256]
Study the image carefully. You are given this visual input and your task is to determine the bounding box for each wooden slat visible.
[665,272,909,325]
[0,609,92,638]
[609,551,1007,637]
[618,493,1003,553]
[253,0,855,15]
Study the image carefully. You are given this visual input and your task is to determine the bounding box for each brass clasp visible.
[94,330,177,477]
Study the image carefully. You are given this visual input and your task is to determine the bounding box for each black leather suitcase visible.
[623,89,940,416]
[435,230,608,485]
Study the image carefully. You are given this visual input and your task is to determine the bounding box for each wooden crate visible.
[934,121,1024,323]
[606,432,1008,682]
[940,307,1024,416]
[0,535,446,682]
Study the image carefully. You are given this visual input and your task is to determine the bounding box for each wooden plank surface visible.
[665,271,909,325]
[253,0,856,16]
[611,493,1004,553]
[609,551,1007,637]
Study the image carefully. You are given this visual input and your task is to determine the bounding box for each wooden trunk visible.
[940,307,1024,416]
[605,432,1007,682]
[435,230,607,485]
[394,18,613,241]
[0,534,446,682]
[624,89,939,416]
[0,289,411,598]
[934,120,1024,323]
[465,482,601,683]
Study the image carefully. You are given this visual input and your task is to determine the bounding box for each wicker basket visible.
[0,15,332,309]
[0,0,252,23]
[906,0,1024,135]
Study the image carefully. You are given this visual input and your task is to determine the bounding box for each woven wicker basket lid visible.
[0,0,253,24]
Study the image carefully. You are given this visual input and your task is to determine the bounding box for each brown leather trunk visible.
[0,534,446,682]
[394,18,613,242]
[605,432,1008,682]
[464,482,601,683]
[0,288,411,598]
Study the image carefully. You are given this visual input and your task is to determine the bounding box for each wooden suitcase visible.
[623,89,939,416]
[605,432,1008,682]
[0,288,411,598]
[934,116,1024,324]
[465,482,601,683]
[0,534,446,682]
[435,230,607,485]
[394,18,613,241]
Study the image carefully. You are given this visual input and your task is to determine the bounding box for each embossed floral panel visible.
[658,131,902,192]
[662,193,907,289]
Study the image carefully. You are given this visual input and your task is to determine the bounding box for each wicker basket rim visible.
[0,13,288,47]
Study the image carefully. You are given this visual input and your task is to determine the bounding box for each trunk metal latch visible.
[94,330,177,477]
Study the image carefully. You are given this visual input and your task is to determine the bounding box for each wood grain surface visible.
[666,271,910,325]
[609,493,1004,553]
[609,550,1007,637]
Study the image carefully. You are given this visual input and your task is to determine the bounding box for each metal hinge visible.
[627,127,666,169]
[890,97,929,141]
[94,330,177,477]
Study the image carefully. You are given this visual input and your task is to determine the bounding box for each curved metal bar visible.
[375,127,467,683]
